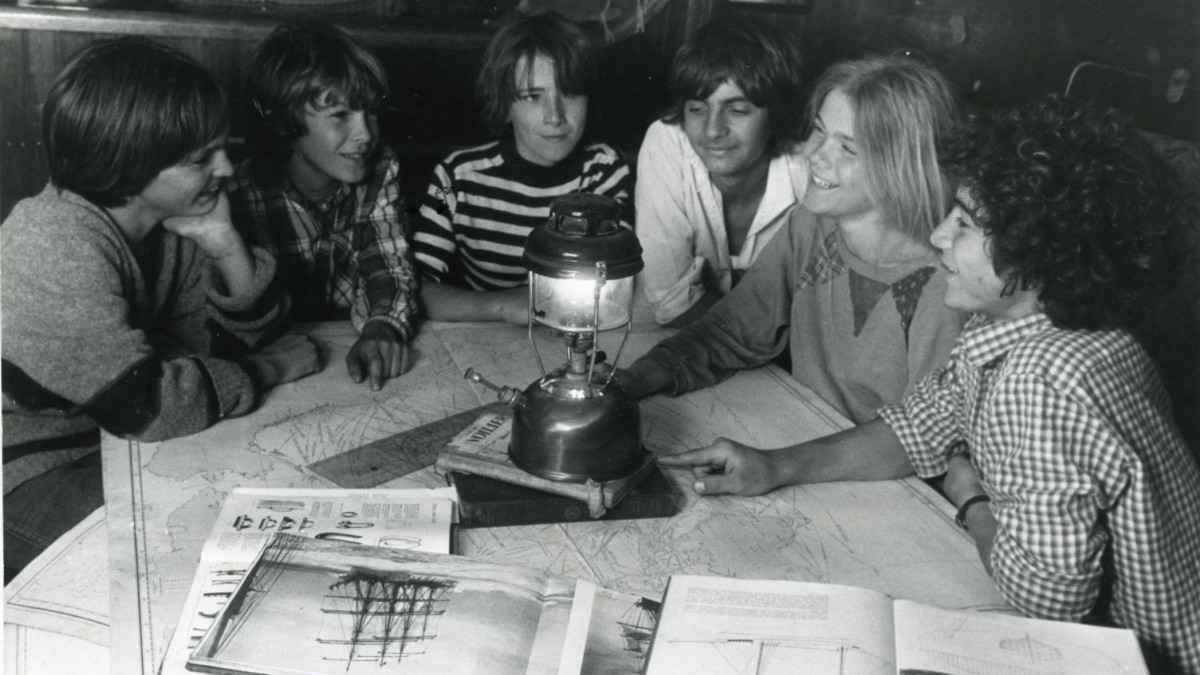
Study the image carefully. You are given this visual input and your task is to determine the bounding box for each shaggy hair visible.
[805,56,958,241]
[246,19,387,158]
[662,14,805,156]
[475,12,597,136]
[943,95,1189,330]
[42,37,228,208]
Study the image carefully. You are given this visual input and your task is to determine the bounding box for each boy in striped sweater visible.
[412,12,633,323]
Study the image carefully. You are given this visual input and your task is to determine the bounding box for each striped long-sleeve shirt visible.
[411,136,632,290]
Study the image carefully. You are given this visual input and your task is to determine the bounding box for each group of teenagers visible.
[2,9,1198,674]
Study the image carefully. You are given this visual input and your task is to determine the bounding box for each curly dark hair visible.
[942,95,1190,331]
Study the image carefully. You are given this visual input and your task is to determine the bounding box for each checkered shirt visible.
[229,145,416,341]
[880,313,1200,674]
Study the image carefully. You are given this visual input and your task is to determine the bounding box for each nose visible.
[211,147,234,178]
[349,110,374,142]
[804,135,833,170]
[703,109,726,140]
[929,212,955,249]
[543,93,565,126]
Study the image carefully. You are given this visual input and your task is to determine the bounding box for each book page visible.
[161,487,456,675]
[644,575,896,675]
[558,579,663,675]
[893,600,1149,675]
[188,535,573,675]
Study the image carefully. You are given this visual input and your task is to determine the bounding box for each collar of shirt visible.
[958,312,1054,369]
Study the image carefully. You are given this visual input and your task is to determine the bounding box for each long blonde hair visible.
[805,56,958,240]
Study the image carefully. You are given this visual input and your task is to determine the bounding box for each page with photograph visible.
[162,487,456,675]
[559,579,663,675]
[188,535,575,675]
[644,575,896,675]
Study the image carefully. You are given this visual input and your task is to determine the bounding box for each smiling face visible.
[930,188,1040,321]
[681,79,772,182]
[801,89,876,222]
[508,52,588,167]
[136,132,233,224]
[288,89,378,199]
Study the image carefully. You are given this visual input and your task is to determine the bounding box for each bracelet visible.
[955,494,991,530]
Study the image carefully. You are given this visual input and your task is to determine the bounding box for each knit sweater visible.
[2,185,290,493]
[636,206,965,424]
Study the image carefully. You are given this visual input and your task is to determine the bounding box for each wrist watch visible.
[955,494,991,530]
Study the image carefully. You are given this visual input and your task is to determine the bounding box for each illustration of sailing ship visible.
[618,597,662,674]
[318,569,455,669]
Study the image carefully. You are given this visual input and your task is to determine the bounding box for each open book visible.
[162,487,457,675]
[643,575,1148,675]
[185,534,591,675]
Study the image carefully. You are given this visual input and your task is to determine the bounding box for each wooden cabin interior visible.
[1,0,1198,446]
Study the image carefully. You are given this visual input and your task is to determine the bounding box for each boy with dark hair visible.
[229,19,416,391]
[637,14,809,326]
[2,37,319,578]
[657,96,1200,674]
[411,12,632,323]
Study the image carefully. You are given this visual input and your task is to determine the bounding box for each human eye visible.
[841,142,858,156]
[684,102,706,116]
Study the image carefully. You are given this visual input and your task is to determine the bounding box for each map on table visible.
[102,322,1010,675]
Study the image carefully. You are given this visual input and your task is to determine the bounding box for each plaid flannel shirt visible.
[880,313,1200,674]
[229,145,416,341]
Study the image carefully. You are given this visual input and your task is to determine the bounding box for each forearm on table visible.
[770,418,917,488]
[960,504,998,577]
[419,281,524,322]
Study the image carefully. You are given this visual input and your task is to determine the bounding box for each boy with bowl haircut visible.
[657,96,1200,674]
[2,38,320,578]
[411,12,632,324]
[230,20,416,391]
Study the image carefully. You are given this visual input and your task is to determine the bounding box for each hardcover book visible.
[447,465,681,528]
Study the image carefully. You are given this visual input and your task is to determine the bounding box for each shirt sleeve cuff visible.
[359,314,414,343]
[195,356,258,419]
[878,404,951,479]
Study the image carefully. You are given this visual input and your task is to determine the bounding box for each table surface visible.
[5,315,1010,675]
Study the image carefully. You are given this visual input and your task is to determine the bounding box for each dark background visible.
[2,0,1196,220]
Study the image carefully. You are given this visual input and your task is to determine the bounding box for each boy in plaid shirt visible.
[655,96,1200,674]
[230,20,416,391]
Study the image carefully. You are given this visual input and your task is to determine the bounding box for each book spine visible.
[458,491,679,528]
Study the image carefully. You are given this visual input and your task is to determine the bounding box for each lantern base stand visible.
[437,448,657,519]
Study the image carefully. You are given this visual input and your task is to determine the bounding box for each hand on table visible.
[243,332,323,388]
[656,437,778,496]
[346,321,413,390]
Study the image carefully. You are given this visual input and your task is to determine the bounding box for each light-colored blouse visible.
[635,119,808,324]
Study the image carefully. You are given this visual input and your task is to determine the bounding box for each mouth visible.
[811,174,836,189]
[541,133,573,142]
[941,261,958,275]
[197,184,221,202]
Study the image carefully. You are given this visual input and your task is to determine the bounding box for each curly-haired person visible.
[658,95,1200,675]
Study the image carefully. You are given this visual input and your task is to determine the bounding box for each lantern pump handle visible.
[464,368,520,406]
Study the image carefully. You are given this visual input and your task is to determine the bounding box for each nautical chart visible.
[96,321,1008,675]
